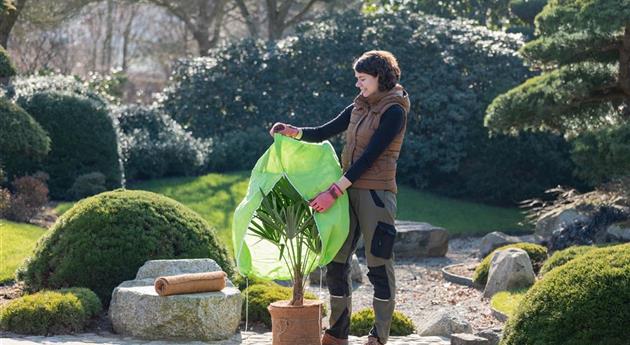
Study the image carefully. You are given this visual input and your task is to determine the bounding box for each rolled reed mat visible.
[154,271,227,296]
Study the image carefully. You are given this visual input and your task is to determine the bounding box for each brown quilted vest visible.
[341,84,410,193]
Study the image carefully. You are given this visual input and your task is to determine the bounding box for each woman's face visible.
[355,71,379,97]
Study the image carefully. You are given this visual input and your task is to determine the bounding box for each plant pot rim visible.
[269,299,324,308]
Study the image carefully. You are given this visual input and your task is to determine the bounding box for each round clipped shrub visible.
[473,243,547,286]
[539,245,597,276]
[0,287,101,335]
[67,172,107,199]
[17,91,121,199]
[0,46,16,79]
[115,105,211,180]
[501,243,630,345]
[16,189,233,305]
[0,98,50,179]
[349,308,415,336]
[242,282,323,327]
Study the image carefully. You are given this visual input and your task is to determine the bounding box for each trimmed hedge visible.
[242,282,323,327]
[0,46,16,79]
[473,243,548,286]
[17,91,121,199]
[349,308,415,336]
[0,287,101,335]
[16,189,233,305]
[501,243,630,345]
[539,245,596,276]
[0,98,50,180]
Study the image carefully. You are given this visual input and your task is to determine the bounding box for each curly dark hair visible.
[353,50,401,92]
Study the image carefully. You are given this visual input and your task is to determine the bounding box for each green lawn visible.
[0,220,47,284]
[55,171,530,253]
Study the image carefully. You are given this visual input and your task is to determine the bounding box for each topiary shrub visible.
[67,172,107,200]
[473,243,548,286]
[6,74,108,108]
[0,46,16,79]
[115,104,211,180]
[349,308,415,336]
[17,91,121,200]
[242,282,323,327]
[0,97,50,180]
[16,189,233,305]
[539,245,596,276]
[501,243,630,345]
[0,287,101,335]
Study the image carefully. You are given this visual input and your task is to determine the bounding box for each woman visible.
[269,50,410,345]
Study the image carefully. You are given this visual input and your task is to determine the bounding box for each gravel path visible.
[308,236,503,333]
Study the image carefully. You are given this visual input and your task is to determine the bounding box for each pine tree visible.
[485,0,630,134]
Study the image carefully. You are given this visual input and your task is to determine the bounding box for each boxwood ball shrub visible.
[350,308,415,336]
[16,189,233,305]
[242,282,322,327]
[501,243,630,345]
[0,287,101,335]
[473,243,547,286]
[16,91,121,199]
[0,98,50,180]
[539,245,597,276]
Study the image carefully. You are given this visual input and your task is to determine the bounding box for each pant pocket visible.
[371,221,396,259]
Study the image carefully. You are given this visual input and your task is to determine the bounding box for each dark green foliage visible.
[241,282,322,327]
[16,189,233,305]
[501,243,630,345]
[473,243,548,285]
[16,91,121,200]
[115,105,211,180]
[0,287,102,335]
[0,46,16,79]
[67,172,107,199]
[160,10,578,204]
[485,0,630,186]
[349,308,415,336]
[0,98,50,181]
[509,0,548,25]
[570,123,630,185]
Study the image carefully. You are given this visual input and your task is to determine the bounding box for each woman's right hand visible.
[269,122,300,138]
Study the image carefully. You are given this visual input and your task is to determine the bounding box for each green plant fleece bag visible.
[232,134,350,280]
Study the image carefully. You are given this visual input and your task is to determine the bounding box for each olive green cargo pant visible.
[325,188,397,344]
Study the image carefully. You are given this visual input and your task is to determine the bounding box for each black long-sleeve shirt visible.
[300,104,405,183]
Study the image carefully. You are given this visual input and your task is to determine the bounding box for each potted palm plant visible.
[248,177,324,345]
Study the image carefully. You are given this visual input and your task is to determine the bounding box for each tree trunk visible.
[619,25,630,97]
[102,0,115,72]
[290,269,304,306]
[0,0,26,49]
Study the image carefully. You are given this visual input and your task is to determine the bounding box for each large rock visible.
[109,259,241,341]
[451,333,491,345]
[418,308,472,337]
[535,208,589,238]
[483,249,535,298]
[478,231,545,257]
[309,254,363,285]
[606,221,630,242]
[394,221,449,257]
[475,328,502,345]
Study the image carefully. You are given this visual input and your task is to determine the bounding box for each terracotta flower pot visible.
[267,299,324,345]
